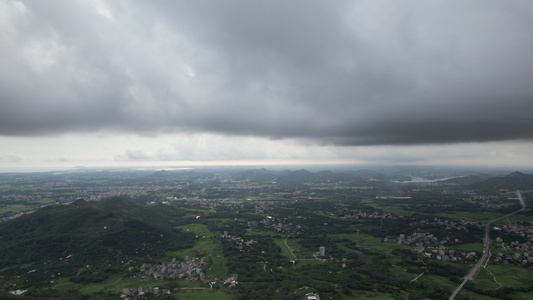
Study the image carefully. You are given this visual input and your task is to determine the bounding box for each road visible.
[449,191,526,300]
[285,234,297,258]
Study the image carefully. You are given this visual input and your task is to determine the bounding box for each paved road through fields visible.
[449,191,526,300]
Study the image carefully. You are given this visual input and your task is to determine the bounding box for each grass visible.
[36,198,56,204]
[53,274,164,294]
[331,233,411,254]
[245,229,280,237]
[416,273,456,291]
[455,289,499,300]
[80,276,159,294]
[483,264,533,288]
[202,241,228,279]
[470,268,503,291]
[0,263,34,273]
[513,292,533,300]
[0,205,32,214]
[281,237,318,259]
[274,238,296,260]
[182,207,211,213]
[390,265,422,284]
[176,223,215,238]
[493,213,532,224]
[449,243,484,253]
[345,291,400,300]
[436,211,504,223]
[175,289,231,300]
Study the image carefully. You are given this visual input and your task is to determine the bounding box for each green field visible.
[493,213,532,225]
[0,205,32,214]
[449,242,484,253]
[245,229,280,237]
[472,268,503,291]
[36,198,56,204]
[436,211,504,223]
[284,237,318,259]
[416,273,456,292]
[274,237,297,260]
[177,223,216,238]
[483,264,533,288]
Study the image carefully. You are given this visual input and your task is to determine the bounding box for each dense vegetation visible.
[1,168,532,299]
[0,198,195,289]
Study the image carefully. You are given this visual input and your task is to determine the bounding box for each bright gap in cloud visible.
[1,133,533,172]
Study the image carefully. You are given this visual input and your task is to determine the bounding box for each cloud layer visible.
[1,0,533,146]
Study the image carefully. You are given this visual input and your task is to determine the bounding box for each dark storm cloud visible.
[1,0,533,145]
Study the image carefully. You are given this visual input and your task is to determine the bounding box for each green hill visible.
[0,197,195,286]
[467,171,533,191]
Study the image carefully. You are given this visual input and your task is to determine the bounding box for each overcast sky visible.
[1,0,533,172]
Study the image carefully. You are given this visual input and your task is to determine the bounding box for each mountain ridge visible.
[466,171,533,191]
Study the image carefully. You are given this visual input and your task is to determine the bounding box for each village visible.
[120,256,239,299]
[396,219,533,266]
[139,257,206,281]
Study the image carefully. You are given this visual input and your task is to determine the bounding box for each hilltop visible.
[466,171,533,191]
[0,197,195,286]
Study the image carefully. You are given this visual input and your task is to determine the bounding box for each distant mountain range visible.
[235,168,387,184]
[235,168,533,191]
[146,167,390,185]
[146,168,533,190]
[464,171,533,191]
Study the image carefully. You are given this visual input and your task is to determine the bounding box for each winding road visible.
[449,191,526,300]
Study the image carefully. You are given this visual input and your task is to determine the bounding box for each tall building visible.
[319,246,325,257]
